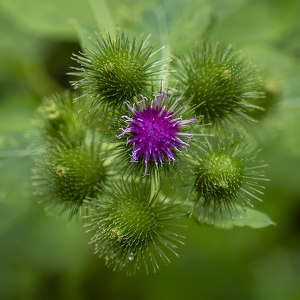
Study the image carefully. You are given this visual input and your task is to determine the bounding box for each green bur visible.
[33,144,107,218]
[34,91,86,146]
[70,30,167,111]
[189,136,269,222]
[32,91,109,218]
[195,152,241,202]
[85,182,185,275]
[171,42,264,125]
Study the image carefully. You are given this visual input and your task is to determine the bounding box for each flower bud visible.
[189,136,269,222]
[32,140,108,219]
[171,42,264,125]
[70,30,167,111]
[85,181,185,275]
[34,91,86,147]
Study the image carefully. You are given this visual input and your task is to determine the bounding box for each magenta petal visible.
[117,91,196,175]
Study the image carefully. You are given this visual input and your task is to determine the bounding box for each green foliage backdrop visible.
[1,0,300,299]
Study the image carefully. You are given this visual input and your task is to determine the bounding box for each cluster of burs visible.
[32,29,272,275]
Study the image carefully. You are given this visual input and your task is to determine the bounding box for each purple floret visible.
[116,90,196,176]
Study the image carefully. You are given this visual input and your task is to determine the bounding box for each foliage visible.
[1,0,300,298]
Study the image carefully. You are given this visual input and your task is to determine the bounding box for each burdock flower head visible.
[32,139,109,219]
[70,30,167,112]
[84,180,185,275]
[171,42,265,126]
[116,90,196,176]
[188,135,269,224]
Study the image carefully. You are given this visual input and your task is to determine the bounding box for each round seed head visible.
[33,141,108,219]
[85,181,185,275]
[70,30,167,111]
[195,151,241,202]
[189,136,268,221]
[171,42,264,125]
[34,91,86,147]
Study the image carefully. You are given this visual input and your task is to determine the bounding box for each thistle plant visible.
[170,42,265,126]
[70,30,167,112]
[29,26,275,274]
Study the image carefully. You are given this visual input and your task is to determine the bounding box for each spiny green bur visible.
[51,148,106,201]
[86,186,184,275]
[33,146,107,218]
[35,91,86,146]
[195,152,241,201]
[190,139,268,221]
[71,30,166,110]
[171,42,264,124]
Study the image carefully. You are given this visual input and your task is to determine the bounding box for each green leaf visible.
[69,19,98,52]
[88,0,115,36]
[0,0,97,39]
[0,201,30,234]
[190,203,276,229]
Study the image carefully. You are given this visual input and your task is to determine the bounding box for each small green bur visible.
[35,91,86,146]
[195,152,241,201]
[171,43,264,125]
[71,30,166,110]
[34,146,107,218]
[189,137,268,223]
[51,148,107,203]
[86,183,184,275]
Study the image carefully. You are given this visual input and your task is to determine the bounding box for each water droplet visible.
[128,252,134,261]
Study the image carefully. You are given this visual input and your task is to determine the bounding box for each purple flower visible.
[116,90,196,176]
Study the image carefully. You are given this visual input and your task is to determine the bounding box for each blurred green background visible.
[1,0,300,299]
